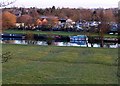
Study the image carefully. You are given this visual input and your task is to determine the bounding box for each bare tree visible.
[98,9,110,47]
[0,0,16,7]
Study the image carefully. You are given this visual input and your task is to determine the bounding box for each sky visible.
[3,0,120,8]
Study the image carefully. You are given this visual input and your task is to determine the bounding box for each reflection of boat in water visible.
[70,35,88,45]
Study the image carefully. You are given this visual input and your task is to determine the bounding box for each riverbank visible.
[3,30,118,38]
[2,44,118,84]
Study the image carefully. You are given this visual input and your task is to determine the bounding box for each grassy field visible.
[2,44,118,84]
[3,30,118,38]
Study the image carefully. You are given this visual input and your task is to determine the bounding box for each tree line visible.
[1,6,118,29]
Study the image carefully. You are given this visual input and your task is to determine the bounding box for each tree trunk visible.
[100,37,104,47]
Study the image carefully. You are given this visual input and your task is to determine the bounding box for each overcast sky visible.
[4,0,120,8]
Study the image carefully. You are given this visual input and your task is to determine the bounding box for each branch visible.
[0,0,16,7]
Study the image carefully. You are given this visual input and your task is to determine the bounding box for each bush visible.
[2,52,12,63]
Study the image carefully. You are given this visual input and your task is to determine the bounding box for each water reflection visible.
[1,40,119,48]
[1,33,119,48]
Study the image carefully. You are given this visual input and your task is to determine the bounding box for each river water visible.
[1,39,119,48]
[1,34,119,48]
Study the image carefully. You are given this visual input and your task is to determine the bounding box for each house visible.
[65,19,74,28]
[16,23,25,27]
[58,18,75,29]
[58,18,66,23]
[39,16,59,26]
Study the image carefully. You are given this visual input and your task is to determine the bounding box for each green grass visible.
[2,44,118,84]
[3,29,118,38]
[4,30,81,36]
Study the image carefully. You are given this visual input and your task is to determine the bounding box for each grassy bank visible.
[4,30,81,36]
[3,30,118,38]
[2,44,118,84]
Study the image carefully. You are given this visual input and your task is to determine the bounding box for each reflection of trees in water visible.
[25,32,38,45]
[41,41,47,45]
[3,40,15,44]
[105,44,110,48]
[25,32,34,40]
[63,42,69,46]
[2,39,118,48]
[46,35,55,45]
[46,41,52,45]
[105,43,118,48]
[24,40,47,45]
[25,40,37,45]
